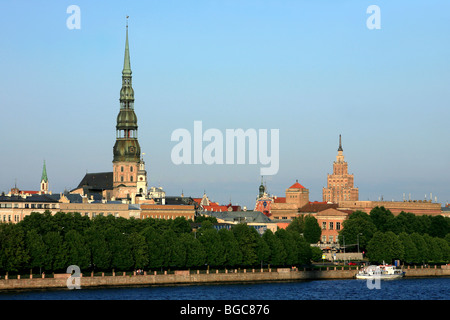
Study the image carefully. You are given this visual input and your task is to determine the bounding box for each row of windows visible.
[144,215,193,220]
[321,235,339,243]
[322,221,341,230]
[0,203,57,209]
[117,166,134,172]
[1,215,20,222]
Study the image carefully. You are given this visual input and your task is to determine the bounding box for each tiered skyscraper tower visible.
[322,135,358,203]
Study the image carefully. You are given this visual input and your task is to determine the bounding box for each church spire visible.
[40,160,49,193]
[113,19,140,163]
[338,134,343,152]
[41,160,48,183]
[112,20,143,200]
[122,16,132,76]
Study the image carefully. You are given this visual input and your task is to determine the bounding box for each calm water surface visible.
[0,277,448,300]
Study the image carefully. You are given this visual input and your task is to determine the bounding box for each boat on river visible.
[355,264,405,280]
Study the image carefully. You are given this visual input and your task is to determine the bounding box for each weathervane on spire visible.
[126,15,129,27]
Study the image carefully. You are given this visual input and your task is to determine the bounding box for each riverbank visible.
[0,265,448,291]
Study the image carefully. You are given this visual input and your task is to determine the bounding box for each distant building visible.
[254,177,273,217]
[148,186,166,199]
[314,208,350,246]
[204,210,278,234]
[140,204,196,220]
[0,194,60,223]
[270,180,310,220]
[194,193,230,213]
[322,135,359,203]
[70,172,114,200]
[338,200,442,216]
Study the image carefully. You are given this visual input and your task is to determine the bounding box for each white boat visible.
[355,264,405,280]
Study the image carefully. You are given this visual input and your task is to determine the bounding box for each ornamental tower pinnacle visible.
[113,19,143,199]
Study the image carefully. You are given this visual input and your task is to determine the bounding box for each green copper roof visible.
[41,160,48,182]
[122,25,132,76]
[113,21,141,163]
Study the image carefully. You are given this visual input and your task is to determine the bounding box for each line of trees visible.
[0,211,319,275]
[339,207,450,264]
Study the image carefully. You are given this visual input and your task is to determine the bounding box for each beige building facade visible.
[271,181,310,220]
[140,204,196,220]
[338,200,442,216]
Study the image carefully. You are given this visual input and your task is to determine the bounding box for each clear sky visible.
[1,0,449,209]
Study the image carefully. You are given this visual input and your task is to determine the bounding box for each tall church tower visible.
[322,135,359,203]
[113,20,142,199]
[40,160,49,194]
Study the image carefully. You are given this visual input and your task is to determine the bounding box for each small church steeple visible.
[40,160,49,194]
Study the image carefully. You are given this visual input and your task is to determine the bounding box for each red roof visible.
[20,190,39,195]
[274,197,286,203]
[289,181,305,189]
[203,205,229,212]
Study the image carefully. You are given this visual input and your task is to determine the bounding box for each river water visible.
[0,277,448,300]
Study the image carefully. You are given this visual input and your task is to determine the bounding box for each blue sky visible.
[1,1,449,208]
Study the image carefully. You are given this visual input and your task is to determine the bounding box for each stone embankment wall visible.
[0,265,448,291]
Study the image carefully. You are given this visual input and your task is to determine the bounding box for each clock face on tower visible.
[129,146,135,153]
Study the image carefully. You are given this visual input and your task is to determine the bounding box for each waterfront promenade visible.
[0,265,449,291]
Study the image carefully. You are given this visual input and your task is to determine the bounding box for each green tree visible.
[276,229,297,266]
[218,228,242,268]
[339,215,376,252]
[0,223,29,273]
[429,215,449,238]
[141,226,165,269]
[263,230,286,266]
[423,234,443,263]
[25,229,48,274]
[180,233,206,268]
[286,216,304,234]
[303,215,321,244]
[169,234,187,268]
[291,232,312,265]
[410,233,428,264]
[232,224,259,266]
[366,231,403,264]
[311,246,323,262]
[128,232,148,269]
[199,228,226,267]
[64,229,90,270]
[172,217,192,234]
[369,206,394,232]
[85,227,111,271]
[398,232,418,264]
[106,228,133,271]
[435,238,449,262]
[43,231,67,272]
